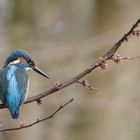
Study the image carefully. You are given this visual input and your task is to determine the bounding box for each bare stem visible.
[0,98,74,132]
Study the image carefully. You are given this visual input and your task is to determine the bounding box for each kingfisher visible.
[0,49,49,119]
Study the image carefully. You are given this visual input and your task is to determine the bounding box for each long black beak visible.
[31,65,50,79]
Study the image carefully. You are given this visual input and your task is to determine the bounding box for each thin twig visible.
[111,54,140,63]
[0,98,74,132]
[122,55,140,60]
[77,79,98,91]
[0,18,139,109]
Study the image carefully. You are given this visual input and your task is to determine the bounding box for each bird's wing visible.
[0,65,28,105]
[0,68,8,103]
[14,67,28,103]
[3,65,28,119]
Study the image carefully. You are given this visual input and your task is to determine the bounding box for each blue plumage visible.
[5,49,33,65]
[0,49,49,119]
[4,65,28,118]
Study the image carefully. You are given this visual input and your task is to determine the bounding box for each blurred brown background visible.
[0,0,140,140]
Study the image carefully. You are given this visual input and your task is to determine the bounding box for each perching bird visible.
[0,49,49,119]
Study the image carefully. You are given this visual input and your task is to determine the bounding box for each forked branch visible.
[0,18,139,109]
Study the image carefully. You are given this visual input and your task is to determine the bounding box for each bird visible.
[0,49,49,119]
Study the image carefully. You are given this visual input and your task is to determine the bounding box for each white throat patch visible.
[9,59,20,65]
[26,67,32,70]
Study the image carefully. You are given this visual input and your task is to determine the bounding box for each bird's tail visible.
[8,105,20,119]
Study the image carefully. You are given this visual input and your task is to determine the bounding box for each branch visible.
[0,18,139,109]
[0,98,74,132]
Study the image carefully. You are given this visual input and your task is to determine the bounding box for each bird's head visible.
[5,49,49,79]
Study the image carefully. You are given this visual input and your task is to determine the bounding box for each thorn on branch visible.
[124,36,128,42]
[132,29,140,36]
[111,54,123,63]
[20,122,25,128]
[36,99,42,105]
[77,79,98,91]
[53,81,62,89]
[99,57,108,70]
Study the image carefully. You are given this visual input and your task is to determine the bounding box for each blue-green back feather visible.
[0,65,28,119]
[0,68,8,103]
